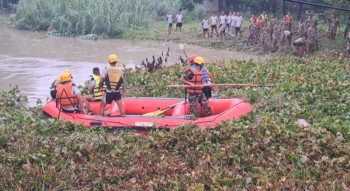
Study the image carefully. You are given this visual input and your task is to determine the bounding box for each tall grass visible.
[13,0,180,37]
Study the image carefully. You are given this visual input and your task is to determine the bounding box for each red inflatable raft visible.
[43,97,252,131]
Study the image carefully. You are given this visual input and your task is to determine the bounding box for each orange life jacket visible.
[185,68,203,94]
[256,19,263,28]
[56,82,78,108]
[285,15,292,23]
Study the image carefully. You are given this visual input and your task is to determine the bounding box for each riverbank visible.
[122,20,347,55]
[0,55,349,190]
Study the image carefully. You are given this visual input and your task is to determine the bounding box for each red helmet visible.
[188,55,197,62]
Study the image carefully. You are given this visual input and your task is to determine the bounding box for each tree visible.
[180,0,195,12]
[0,0,19,10]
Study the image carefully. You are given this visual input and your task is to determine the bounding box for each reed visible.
[13,0,180,37]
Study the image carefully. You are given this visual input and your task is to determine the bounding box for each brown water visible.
[0,24,266,105]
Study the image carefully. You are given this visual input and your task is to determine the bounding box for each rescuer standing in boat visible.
[98,54,126,116]
[188,55,217,100]
[181,56,212,118]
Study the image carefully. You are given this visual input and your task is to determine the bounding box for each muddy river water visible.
[0,23,266,105]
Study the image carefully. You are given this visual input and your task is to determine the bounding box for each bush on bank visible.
[12,0,182,37]
[0,55,349,190]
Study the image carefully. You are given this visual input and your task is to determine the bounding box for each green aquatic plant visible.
[0,54,349,190]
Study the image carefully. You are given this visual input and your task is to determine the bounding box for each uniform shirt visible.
[330,18,339,28]
[176,14,182,23]
[210,15,218,25]
[219,15,227,24]
[270,18,278,29]
[231,15,237,26]
[202,19,209,29]
[219,23,226,32]
[227,15,231,24]
[236,16,243,27]
[307,26,317,41]
[166,14,173,24]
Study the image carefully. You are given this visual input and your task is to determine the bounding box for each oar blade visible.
[143,109,166,116]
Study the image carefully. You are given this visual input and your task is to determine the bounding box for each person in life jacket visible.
[188,55,218,99]
[256,16,263,29]
[56,71,87,114]
[84,67,107,112]
[260,11,268,23]
[99,54,126,116]
[181,56,212,118]
[50,69,73,99]
[284,12,293,31]
[256,16,263,37]
[84,67,106,101]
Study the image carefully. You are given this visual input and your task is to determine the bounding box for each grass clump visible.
[0,54,349,190]
[12,0,180,37]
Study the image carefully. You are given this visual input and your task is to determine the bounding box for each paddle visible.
[167,83,276,88]
[143,102,183,116]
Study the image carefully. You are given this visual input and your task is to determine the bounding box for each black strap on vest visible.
[56,88,79,118]
[105,74,123,91]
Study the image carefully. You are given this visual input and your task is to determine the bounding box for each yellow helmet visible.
[194,56,205,65]
[64,69,72,76]
[60,71,72,82]
[108,54,119,63]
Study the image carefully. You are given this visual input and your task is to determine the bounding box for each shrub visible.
[13,0,180,37]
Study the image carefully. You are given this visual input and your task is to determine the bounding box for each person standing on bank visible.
[99,54,126,116]
[181,56,212,118]
[166,11,173,35]
[235,12,243,39]
[175,10,183,33]
[284,12,293,31]
[328,13,339,41]
[202,15,209,39]
[210,12,219,37]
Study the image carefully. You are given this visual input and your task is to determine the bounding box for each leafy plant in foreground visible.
[0,54,349,190]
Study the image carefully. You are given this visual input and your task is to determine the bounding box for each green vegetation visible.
[1,55,349,190]
[12,0,181,37]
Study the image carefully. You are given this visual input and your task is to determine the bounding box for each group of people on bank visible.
[166,9,350,57]
[50,54,126,116]
[50,54,218,118]
[201,11,244,40]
